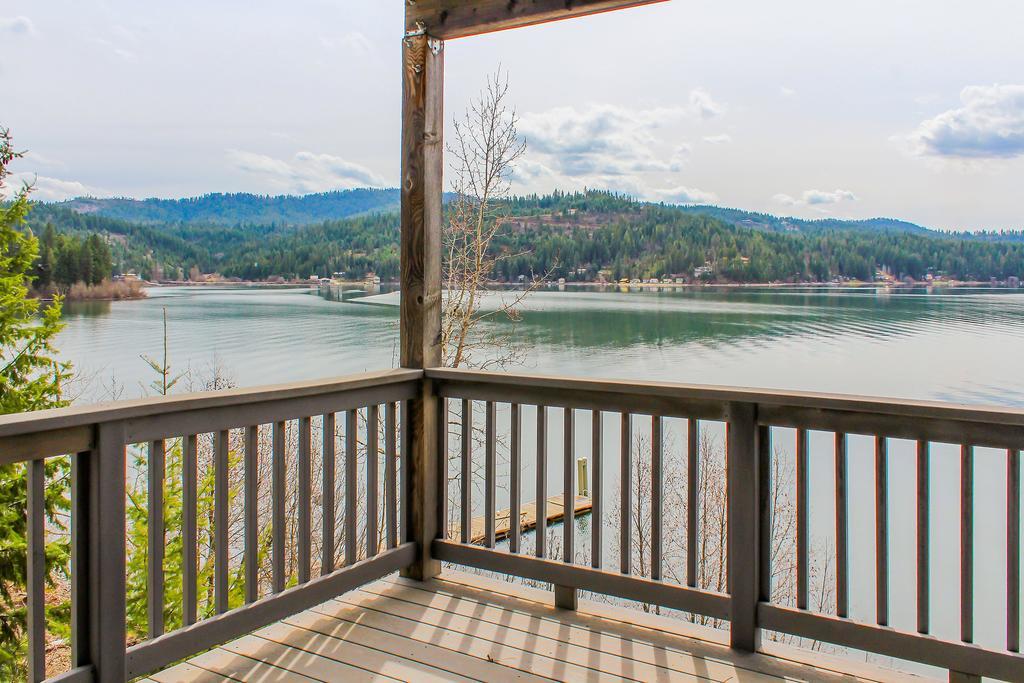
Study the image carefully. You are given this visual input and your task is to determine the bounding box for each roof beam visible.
[406,0,669,40]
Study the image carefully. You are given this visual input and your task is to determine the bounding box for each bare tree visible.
[442,69,543,370]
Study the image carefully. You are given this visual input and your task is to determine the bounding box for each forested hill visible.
[54,188,400,226]
[671,205,935,236]
[24,190,1024,284]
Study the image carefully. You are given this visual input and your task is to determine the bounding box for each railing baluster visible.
[70,451,89,668]
[651,415,663,581]
[385,403,397,549]
[367,405,379,557]
[758,425,773,605]
[485,401,496,548]
[214,429,229,614]
[917,440,930,634]
[836,432,849,618]
[620,412,631,575]
[687,418,698,588]
[536,406,547,559]
[436,398,447,541]
[297,416,312,583]
[345,409,358,565]
[322,413,336,574]
[461,398,472,545]
[961,444,974,643]
[510,404,522,554]
[796,428,808,610]
[564,407,574,564]
[147,439,165,637]
[272,421,286,593]
[591,410,602,570]
[27,457,46,682]
[182,434,198,624]
[244,427,258,602]
[875,435,888,626]
[401,400,410,544]
[1009,448,1020,653]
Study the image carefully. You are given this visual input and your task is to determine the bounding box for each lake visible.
[57,284,1024,406]
[56,284,1024,674]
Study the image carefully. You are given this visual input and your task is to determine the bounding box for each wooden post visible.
[399,28,444,581]
[90,421,127,682]
[727,402,761,652]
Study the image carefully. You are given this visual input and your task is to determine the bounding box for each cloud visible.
[689,88,725,119]
[650,185,719,204]
[9,173,99,201]
[907,84,1024,159]
[338,31,372,55]
[780,86,796,97]
[0,15,35,36]
[227,149,387,193]
[702,134,733,144]
[773,188,858,207]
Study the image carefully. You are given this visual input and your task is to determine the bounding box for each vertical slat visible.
[836,432,849,618]
[297,416,312,583]
[366,405,380,557]
[961,444,974,643]
[385,403,398,549]
[461,398,472,545]
[510,404,522,554]
[687,418,698,588]
[757,425,773,604]
[244,427,258,603]
[214,430,229,614]
[1008,449,1020,653]
[182,434,198,624]
[875,435,888,626]
[27,457,46,682]
[272,421,286,593]
[401,400,411,544]
[485,401,496,548]
[563,407,574,564]
[435,397,446,541]
[91,421,127,681]
[917,440,930,634]
[651,415,663,581]
[620,412,632,575]
[728,402,761,652]
[591,410,602,570]
[322,413,336,574]
[147,439,165,638]
[70,451,90,668]
[796,428,809,610]
[536,406,548,559]
[345,409,358,565]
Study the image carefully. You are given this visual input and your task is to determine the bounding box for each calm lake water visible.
[56,285,1024,675]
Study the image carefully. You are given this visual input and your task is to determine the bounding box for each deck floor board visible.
[156,570,936,683]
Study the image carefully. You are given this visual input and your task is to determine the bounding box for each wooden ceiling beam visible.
[406,0,669,40]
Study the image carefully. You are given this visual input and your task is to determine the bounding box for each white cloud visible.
[907,84,1024,159]
[0,15,35,36]
[9,173,100,201]
[780,86,796,97]
[650,185,719,204]
[227,149,387,193]
[703,134,733,144]
[773,188,858,207]
[337,31,372,55]
[689,88,725,119]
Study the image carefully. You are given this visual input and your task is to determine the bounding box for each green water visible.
[59,284,1024,406]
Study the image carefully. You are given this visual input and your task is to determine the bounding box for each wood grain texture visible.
[407,0,669,40]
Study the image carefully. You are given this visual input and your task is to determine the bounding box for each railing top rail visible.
[426,367,1024,429]
[0,368,422,439]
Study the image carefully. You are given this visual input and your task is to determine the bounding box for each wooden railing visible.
[2,366,1022,681]
[0,369,419,683]
[427,368,1024,682]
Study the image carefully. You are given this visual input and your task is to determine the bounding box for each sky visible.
[2,0,1023,231]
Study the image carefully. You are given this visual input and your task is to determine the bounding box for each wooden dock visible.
[459,494,592,545]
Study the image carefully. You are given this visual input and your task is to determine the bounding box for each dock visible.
[460,494,592,545]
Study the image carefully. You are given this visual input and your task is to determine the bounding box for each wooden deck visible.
[147,571,932,683]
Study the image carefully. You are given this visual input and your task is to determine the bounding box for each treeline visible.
[33,223,113,288]
[24,190,1024,284]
